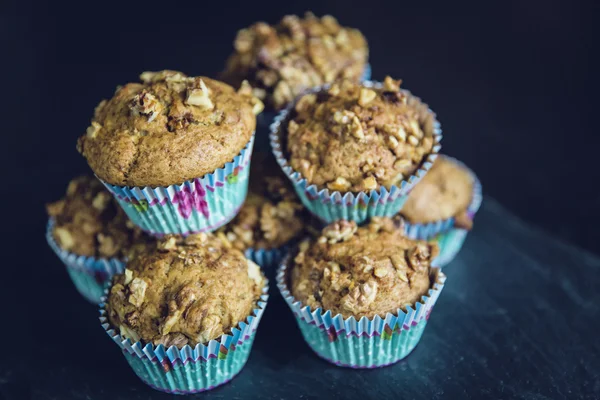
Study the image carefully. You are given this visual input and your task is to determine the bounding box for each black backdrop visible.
[2,0,600,398]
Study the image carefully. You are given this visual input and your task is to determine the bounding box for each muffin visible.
[400,155,482,266]
[277,217,446,368]
[217,153,305,267]
[46,176,151,303]
[271,77,442,223]
[101,234,268,394]
[222,12,369,112]
[77,70,262,235]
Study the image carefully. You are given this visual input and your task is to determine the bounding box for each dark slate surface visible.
[19,198,599,400]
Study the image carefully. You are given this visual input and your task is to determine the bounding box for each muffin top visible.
[290,217,439,319]
[46,176,150,258]
[222,12,368,111]
[401,156,474,228]
[106,234,265,348]
[77,70,262,187]
[217,153,304,250]
[284,77,437,192]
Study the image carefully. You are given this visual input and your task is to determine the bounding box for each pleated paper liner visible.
[254,63,373,152]
[431,228,469,268]
[46,219,124,304]
[99,284,269,394]
[270,81,442,224]
[277,255,446,368]
[101,135,255,237]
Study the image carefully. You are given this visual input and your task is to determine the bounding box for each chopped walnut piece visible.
[54,227,75,250]
[92,192,111,211]
[128,278,148,307]
[321,220,357,243]
[86,121,102,138]
[327,176,351,192]
[186,79,214,110]
[358,88,377,106]
[383,76,402,92]
[129,91,163,122]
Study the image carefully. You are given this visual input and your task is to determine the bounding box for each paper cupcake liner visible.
[270,81,442,224]
[99,284,269,394]
[244,246,287,271]
[101,135,255,236]
[403,156,482,240]
[254,64,372,152]
[46,219,124,304]
[431,227,469,268]
[277,256,446,368]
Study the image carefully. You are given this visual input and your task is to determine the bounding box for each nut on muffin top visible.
[78,70,262,188]
[290,217,439,319]
[222,12,368,111]
[285,77,437,192]
[106,234,265,348]
[217,153,304,250]
[46,176,150,258]
[401,156,474,228]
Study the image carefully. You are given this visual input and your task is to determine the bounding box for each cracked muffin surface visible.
[290,217,439,319]
[284,77,438,192]
[46,176,151,258]
[106,234,266,347]
[222,12,368,111]
[217,152,305,250]
[401,156,474,228]
[78,70,261,187]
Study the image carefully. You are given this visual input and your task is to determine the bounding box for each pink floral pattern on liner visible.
[172,179,210,220]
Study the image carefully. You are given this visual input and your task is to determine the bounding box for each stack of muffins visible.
[46,12,481,394]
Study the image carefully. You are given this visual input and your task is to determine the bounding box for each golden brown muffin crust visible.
[284,77,437,192]
[290,217,439,319]
[78,70,260,187]
[401,156,474,226]
[106,234,265,347]
[222,12,369,111]
[217,153,304,250]
[46,176,150,258]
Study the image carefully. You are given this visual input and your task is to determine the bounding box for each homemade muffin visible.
[77,70,262,187]
[290,217,439,319]
[222,12,369,111]
[401,156,474,229]
[106,234,266,347]
[285,77,437,192]
[217,153,304,250]
[46,176,150,258]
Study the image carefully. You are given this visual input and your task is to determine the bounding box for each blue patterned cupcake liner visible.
[431,228,469,268]
[46,219,124,304]
[270,81,442,224]
[244,246,287,270]
[101,135,255,237]
[277,256,446,368]
[99,284,269,394]
[254,64,372,152]
[402,156,482,240]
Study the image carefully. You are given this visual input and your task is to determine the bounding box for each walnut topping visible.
[360,176,377,191]
[128,278,148,307]
[358,88,376,106]
[54,227,74,250]
[321,220,357,243]
[383,75,402,92]
[159,237,178,251]
[407,243,432,270]
[238,80,264,115]
[407,135,420,146]
[119,324,141,343]
[92,192,111,211]
[186,79,214,110]
[247,260,263,286]
[129,91,163,122]
[327,176,351,192]
[373,266,389,278]
[140,70,187,84]
[86,121,102,138]
[123,269,133,285]
[295,94,317,113]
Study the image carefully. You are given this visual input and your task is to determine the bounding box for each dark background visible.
[2,0,600,399]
